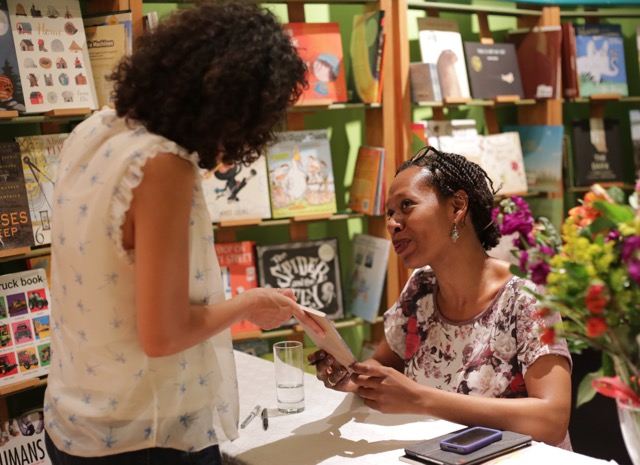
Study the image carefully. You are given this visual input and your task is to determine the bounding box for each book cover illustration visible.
[508,26,562,99]
[631,109,640,173]
[348,145,385,216]
[0,0,25,113]
[409,62,442,103]
[417,17,470,101]
[266,129,337,220]
[83,10,133,55]
[571,118,623,187]
[0,268,51,388]
[349,234,390,323]
[463,42,524,100]
[256,238,343,321]
[84,23,126,109]
[7,0,98,113]
[574,23,628,97]
[284,22,347,104]
[202,156,271,223]
[503,125,564,193]
[417,119,482,166]
[478,132,528,196]
[0,408,50,463]
[214,241,262,339]
[16,133,66,246]
[0,141,33,251]
[349,10,385,104]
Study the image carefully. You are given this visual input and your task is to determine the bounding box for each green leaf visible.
[587,217,618,234]
[607,186,626,204]
[592,201,635,223]
[509,264,526,278]
[576,369,604,408]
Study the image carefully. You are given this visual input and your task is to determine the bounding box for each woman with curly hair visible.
[310,146,573,449]
[44,2,321,463]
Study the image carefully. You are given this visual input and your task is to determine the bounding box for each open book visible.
[294,305,358,370]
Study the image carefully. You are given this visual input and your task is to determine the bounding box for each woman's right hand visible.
[308,349,353,391]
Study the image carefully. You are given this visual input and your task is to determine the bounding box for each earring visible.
[451,222,459,243]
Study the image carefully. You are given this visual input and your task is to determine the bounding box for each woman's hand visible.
[308,350,354,391]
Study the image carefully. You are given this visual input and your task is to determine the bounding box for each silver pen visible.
[240,405,261,429]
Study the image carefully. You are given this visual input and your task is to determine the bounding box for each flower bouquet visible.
[492,182,640,407]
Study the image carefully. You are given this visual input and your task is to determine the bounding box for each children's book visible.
[284,22,348,104]
[463,42,524,100]
[0,408,50,463]
[479,132,528,196]
[348,234,391,323]
[571,118,623,187]
[0,0,26,113]
[84,23,126,108]
[202,156,271,223]
[16,133,66,246]
[7,0,98,113]
[265,130,337,219]
[349,10,385,104]
[0,142,34,252]
[417,119,482,166]
[574,23,628,97]
[348,145,385,216]
[409,62,442,103]
[560,22,580,99]
[417,17,470,101]
[0,268,51,388]
[256,238,343,322]
[83,10,133,55]
[503,125,564,194]
[214,241,262,339]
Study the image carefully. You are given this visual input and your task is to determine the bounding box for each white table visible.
[221,350,614,465]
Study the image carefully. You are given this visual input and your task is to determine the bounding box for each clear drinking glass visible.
[273,341,305,414]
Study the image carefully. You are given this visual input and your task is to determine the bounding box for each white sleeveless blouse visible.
[44,108,239,456]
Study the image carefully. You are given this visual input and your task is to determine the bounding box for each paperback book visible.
[0,408,50,464]
[265,129,337,220]
[0,0,26,113]
[256,238,343,322]
[463,42,524,100]
[0,268,51,388]
[0,141,34,251]
[348,145,385,216]
[349,10,385,104]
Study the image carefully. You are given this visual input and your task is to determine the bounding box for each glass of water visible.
[273,341,305,414]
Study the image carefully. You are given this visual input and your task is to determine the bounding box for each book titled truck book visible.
[256,238,343,323]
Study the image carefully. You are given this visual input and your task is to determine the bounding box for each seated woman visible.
[310,146,572,449]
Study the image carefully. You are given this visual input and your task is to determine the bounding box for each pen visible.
[240,405,261,429]
[261,407,268,431]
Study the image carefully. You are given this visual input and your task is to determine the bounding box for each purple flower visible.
[621,235,640,262]
[606,230,621,243]
[628,260,640,286]
[518,250,529,273]
[529,260,551,285]
[539,245,555,256]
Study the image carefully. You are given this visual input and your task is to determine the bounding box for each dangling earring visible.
[450,222,459,243]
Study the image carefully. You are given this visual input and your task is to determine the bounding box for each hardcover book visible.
[202,156,271,223]
[348,145,385,216]
[574,23,628,97]
[508,26,562,99]
[560,22,580,99]
[83,10,133,56]
[463,42,524,100]
[417,17,470,101]
[214,241,262,339]
[571,118,623,187]
[349,10,385,104]
[256,238,343,321]
[479,131,528,196]
[503,125,564,193]
[84,23,126,108]
[0,142,34,251]
[0,408,50,464]
[348,233,391,323]
[0,0,26,113]
[265,129,337,220]
[7,0,99,113]
[16,133,66,246]
[0,268,51,388]
[284,22,348,104]
[409,62,442,103]
[417,119,482,166]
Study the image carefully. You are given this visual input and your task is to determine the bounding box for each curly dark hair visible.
[110,1,307,170]
[396,146,501,250]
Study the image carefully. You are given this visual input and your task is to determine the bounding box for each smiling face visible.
[386,166,458,269]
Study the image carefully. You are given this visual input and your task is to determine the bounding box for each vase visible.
[617,399,640,465]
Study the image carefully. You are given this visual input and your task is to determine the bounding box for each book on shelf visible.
[0,0,26,113]
[348,145,385,216]
[416,119,482,166]
[507,26,562,100]
[631,109,640,173]
[16,133,66,246]
[256,238,344,323]
[503,125,564,194]
[84,23,126,108]
[0,142,34,251]
[571,118,623,187]
[265,129,337,220]
[6,0,99,113]
[349,10,385,104]
[574,23,629,98]
[0,408,50,463]
[479,131,528,196]
[560,22,580,99]
[284,22,348,104]
[348,233,391,324]
[417,17,470,101]
[463,42,524,100]
[83,10,133,55]
[0,268,51,388]
[409,62,442,103]
[26,253,51,286]
[202,156,271,224]
[214,241,262,339]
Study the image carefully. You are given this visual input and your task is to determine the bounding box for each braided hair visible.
[396,146,501,250]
